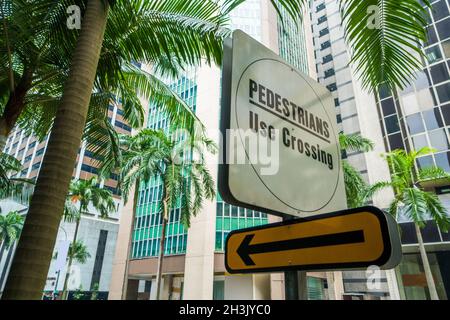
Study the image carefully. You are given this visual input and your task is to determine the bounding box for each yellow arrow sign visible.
[225,206,401,273]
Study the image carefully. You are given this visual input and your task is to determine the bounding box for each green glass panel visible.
[223,218,231,230]
[216,218,223,230]
[231,218,239,230]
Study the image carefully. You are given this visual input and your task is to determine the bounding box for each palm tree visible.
[0,211,23,262]
[1,0,232,299]
[68,241,91,265]
[0,0,207,171]
[3,0,434,300]
[0,1,205,149]
[60,177,115,300]
[117,128,216,299]
[0,153,35,214]
[339,133,387,208]
[378,147,450,300]
[54,239,91,266]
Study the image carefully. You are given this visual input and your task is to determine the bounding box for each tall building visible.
[0,102,129,298]
[309,0,397,299]
[109,0,333,300]
[373,0,450,300]
[310,0,450,300]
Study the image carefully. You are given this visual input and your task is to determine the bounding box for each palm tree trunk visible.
[61,213,82,300]
[0,242,16,292]
[415,223,439,300]
[0,132,6,152]
[1,0,109,300]
[0,241,5,265]
[155,200,168,300]
[0,66,34,147]
[121,180,139,300]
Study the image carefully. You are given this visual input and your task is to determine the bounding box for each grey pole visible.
[283,215,299,300]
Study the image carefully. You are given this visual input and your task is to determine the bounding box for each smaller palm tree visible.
[60,177,116,300]
[339,133,387,208]
[0,153,21,189]
[0,153,34,211]
[379,147,450,300]
[0,211,23,262]
[117,128,216,300]
[67,240,91,264]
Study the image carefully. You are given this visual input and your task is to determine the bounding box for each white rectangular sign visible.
[219,30,346,218]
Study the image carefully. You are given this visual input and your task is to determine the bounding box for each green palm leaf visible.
[340,0,430,91]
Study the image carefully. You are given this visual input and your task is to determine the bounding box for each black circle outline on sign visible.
[235,58,341,213]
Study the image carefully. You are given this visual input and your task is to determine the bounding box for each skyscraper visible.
[310,0,450,300]
[373,0,450,300]
[309,0,397,299]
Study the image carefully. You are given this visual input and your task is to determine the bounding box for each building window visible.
[321,40,331,50]
[423,108,444,130]
[322,54,333,64]
[441,104,450,125]
[436,17,450,41]
[324,68,335,78]
[426,25,439,46]
[388,133,404,150]
[412,134,428,150]
[429,129,449,151]
[316,3,325,12]
[384,115,400,134]
[31,162,41,171]
[425,45,443,64]
[435,151,450,172]
[319,28,329,37]
[431,0,449,22]
[114,120,131,132]
[334,98,340,107]
[35,148,45,157]
[326,83,337,92]
[429,62,450,84]
[81,164,98,175]
[417,155,434,169]
[336,114,342,123]
[380,98,396,116]
[318,15,327,24]
[406,113,426,135]
[436,82,450,103]
[378,84,392,99]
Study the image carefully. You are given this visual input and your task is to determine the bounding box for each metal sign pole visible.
[284,270,299,300]
[283,215,300,300]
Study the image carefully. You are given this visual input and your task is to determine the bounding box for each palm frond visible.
[418,166,450,182]
[68,240,91,264]
[339,132,374,153]
[422,191,450,232]
[402,187,428,227]
[340,0,430,91]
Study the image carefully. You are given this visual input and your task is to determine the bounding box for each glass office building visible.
[132,73,197,259]
[375,0,450,300]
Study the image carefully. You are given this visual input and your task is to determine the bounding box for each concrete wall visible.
[44,216,119,293]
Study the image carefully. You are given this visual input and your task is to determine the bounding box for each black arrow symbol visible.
[237,230,365,266]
